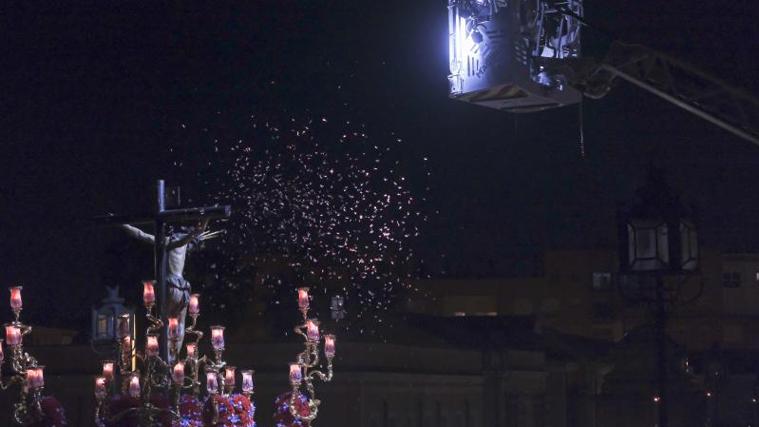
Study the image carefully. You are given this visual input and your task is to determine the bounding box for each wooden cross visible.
[95,179,231,361]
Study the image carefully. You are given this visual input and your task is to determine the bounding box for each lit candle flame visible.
[95,377,107,399]
[102,361,114,381]
[241,370,254,393]
[189,294,200,315]
[146,335,159,357]
[117,314,131,338]
[142,281,156,307]
[9,287,22,310]
[289,363,302,385]
[168,317,179,340]
[5,325,21,347]
[31,366,44,389]
[186,342,197,359]
[206,371,219,394]
[210,326,225,351]
[129,375,141,398]
[324,334,336,359]
[172,362,185,385]
[306,319,320,342]
[297,287,310,311]
[225,366,236,388]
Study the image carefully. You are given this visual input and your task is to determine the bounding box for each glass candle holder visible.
[189,294,200,316]
[206,371,219,394]
[297,287,310,311]
[31,366,44,389]
[306,319,320,342]
[225,366,236,388]
[122,336,133,354]
[289,363,302,386]
[117,314,131,338]
[186,342,197,359]
[5,324,21,347]
[9,287,22,311]
[142,281,156,307]
[210,326,225,351]
[146,335,159,357]
[324,334,336,359]
[102,361,115,382]
[95,377,107,400]
[172,362,185,385]
[128,375,141,398]
[25,369,37,388]
[241,370,254,394]
[168,318,180,340]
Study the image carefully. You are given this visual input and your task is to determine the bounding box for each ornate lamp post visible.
[618,195,698,275]
[92,287,136,375]
[617,170,699,427]
[92,286,136,343]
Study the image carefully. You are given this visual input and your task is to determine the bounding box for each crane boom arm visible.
[575,42,759,146]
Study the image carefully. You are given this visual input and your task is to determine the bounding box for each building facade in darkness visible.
[409,249,759,426]
[4,249,759,426]
[410,249,759,351]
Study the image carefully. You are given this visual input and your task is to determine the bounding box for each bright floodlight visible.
[448,0,583,112]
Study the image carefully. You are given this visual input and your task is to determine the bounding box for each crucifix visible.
[95,179,231,362]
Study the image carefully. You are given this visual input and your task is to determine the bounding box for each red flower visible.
[173,395,204,427]
[203,394,255,426]
[273,392,310,427]
[28,396,68,427]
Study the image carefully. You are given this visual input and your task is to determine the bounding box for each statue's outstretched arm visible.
[166,219,210,249]
[121,224,155,244]
[199,230,224,241]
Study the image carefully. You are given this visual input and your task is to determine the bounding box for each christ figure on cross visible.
[121,219,223,356]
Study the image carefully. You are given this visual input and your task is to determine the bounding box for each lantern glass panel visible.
[96,314,110,338]
[680,220,698,271]
[627,220,669,271]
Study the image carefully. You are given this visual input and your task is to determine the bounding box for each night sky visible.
[0,0,758,329]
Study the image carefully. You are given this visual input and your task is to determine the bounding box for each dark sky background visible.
[0,0,758,329]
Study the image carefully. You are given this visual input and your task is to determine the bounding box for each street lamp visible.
[618,174,698,274]
[91,286,135,343]
[617,169,698,427]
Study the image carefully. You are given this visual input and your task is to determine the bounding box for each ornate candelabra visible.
[287,287,336,425]
[0,286,57,425]
[94,280,256,427]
